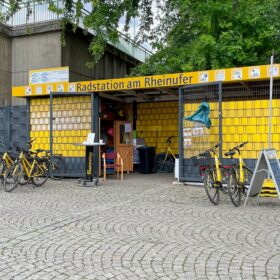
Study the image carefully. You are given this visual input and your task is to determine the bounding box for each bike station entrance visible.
[12,64,280,182]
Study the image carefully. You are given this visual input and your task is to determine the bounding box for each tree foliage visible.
[2,0,280,74]
[133,0,280,75]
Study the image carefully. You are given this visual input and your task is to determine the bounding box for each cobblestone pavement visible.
[0,173,279,280]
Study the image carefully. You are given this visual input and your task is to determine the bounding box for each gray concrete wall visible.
[12,31,62,86]
[12,31,62,105]
[0,21,141,105]
[0,30,12,105]
[62,32,138,82]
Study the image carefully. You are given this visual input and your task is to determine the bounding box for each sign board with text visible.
[29,67,69,85]
[244,149,280,206]
[13,64,280,97]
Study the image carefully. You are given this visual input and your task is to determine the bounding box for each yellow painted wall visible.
[30,96,280,160]
[30,96,91,157]
[183,102,219,158]
[136,102,179,154]
[183,99,280,158]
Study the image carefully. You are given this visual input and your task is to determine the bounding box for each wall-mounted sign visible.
[199,72,209,83]
[215,70,225,81]
[25,86,31,95]
[57,84,64,92]
[29,67,69,85]
[249,67,260,79]
[46,85,53,94]
[35,85,42,95]
[267,65,279,77]
[68,83,75,92]
[13,64,280,97]
[183,138,192,148]
[183,128,192,137]
[232,68,242,80]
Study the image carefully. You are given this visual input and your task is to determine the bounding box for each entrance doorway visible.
[100,98,133,173]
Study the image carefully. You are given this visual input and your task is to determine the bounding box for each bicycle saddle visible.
[224,150,235,157]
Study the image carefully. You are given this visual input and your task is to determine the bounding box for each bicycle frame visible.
[165,146,176,161]
[238,153,245,184]
[225,142,250,186]
[3,152,13,169]
[17,151,39,178]
[210,150,222,183]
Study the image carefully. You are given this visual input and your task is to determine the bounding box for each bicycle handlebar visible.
[167,136,174,143]
[224,142,248,157]
[231,141,248,151]
[199,141,222,156]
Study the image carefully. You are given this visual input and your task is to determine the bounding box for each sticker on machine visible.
[68,83,75,92]
[199,72,209,82]
[249,67,260,79]
[183,128,192,137]
[193,127,204,136]
[232,69,242,80]
[46,85,53,94]
[125,123,131,133]
[35,85,42,95]
[183,138,192,148]
[267,65,279,77]
[57,84,64,92]
[25,86,32,95]
[215,70,225,81]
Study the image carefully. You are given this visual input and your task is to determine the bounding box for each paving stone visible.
[0,174,279,279]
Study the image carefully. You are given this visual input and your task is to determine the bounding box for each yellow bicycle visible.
[225,142,253,207]
[4,144,49,192]
[0,143,15,183]
[192,141,234,205]
[154,136,176,173]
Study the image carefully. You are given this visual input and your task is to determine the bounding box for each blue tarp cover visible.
[184,102,211,129]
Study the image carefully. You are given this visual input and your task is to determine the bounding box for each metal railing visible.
[0,0,152,62]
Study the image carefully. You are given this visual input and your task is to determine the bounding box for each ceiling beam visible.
[125,94,178,103]
[114,90,137,97]
[156,87,178,96]
[99,92,123,102]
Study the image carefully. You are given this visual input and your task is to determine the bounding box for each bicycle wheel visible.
[243,166,253,185]
[242,166,257,197]
[227,170,241,207]
[50,156,66,180]
[31,160,50,187]
[19,173,30,185]
[154,153,175,173]
[0,159,6,185]
[17,162,30,186]
[204,170,220,205]
[4,162,22,192]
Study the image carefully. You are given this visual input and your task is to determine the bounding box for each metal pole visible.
[268,54,274,149]
[26,98,31,143]
[92,93,99,180]
[50,92,53,177]
[178,88,183,181]
[218,82,223,161]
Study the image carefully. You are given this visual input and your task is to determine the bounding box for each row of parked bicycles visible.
[0,139,66,192]
[192,141,254,207]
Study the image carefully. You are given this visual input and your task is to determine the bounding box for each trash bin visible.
[137,146,155,174]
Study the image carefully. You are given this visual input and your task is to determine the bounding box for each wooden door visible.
[115,120,133,172]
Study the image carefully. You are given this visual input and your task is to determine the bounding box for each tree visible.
[2,0,280,74]
[132,0,280,75]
